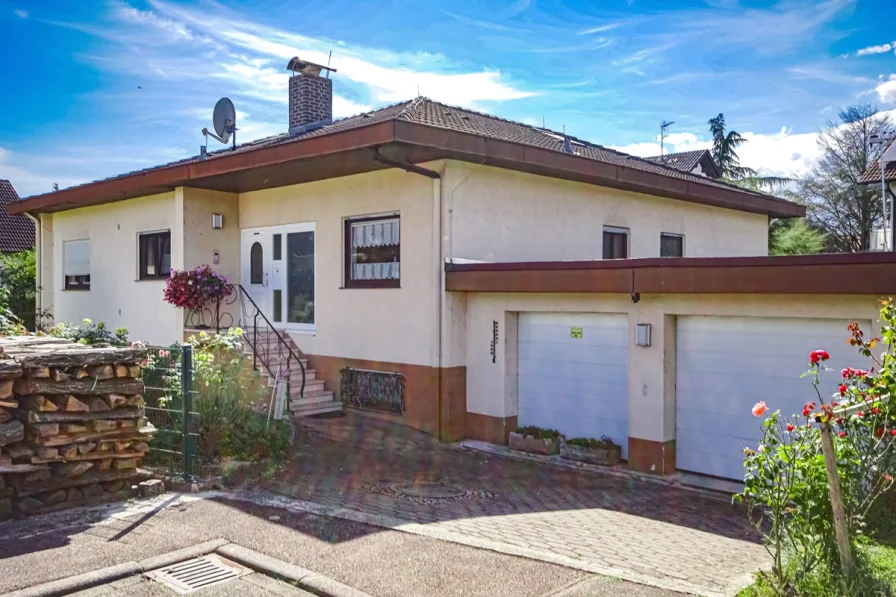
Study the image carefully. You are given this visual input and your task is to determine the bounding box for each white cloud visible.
[577,23,620,35]
[611,125,824,178]
[875,75,896,104]
[13,9,27,18]
[857,42,895,57]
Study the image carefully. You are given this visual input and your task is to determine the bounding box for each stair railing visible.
[235,284,306,404]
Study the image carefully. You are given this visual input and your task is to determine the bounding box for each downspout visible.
[24,212,42,330]
[372,149,447,438]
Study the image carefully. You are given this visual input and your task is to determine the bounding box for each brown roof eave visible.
[393,121,804,219]
[445,253,896,295]
[7,120,398,215]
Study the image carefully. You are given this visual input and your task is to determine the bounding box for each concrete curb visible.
[216,544,374,597]
[2,563,143,597]
[1,538,370,597]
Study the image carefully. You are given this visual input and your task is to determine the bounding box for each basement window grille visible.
[340,367,405,415]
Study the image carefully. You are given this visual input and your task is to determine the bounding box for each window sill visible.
[342,282,401,290]
[136,277,168,282]
[62,288,91,291]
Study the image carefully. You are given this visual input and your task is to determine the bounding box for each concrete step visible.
[291,390,336,405]
[266,377,325,393]
[291,399,343,417]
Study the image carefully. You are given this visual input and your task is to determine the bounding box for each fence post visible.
[181,344,194,481]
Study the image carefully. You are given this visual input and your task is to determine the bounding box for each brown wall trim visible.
[465,413,518,445]
[394,121,804,218]
[446,253,896,295]
[628,438,675,476]
[307,355,465,441]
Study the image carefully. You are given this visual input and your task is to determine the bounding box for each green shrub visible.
[515,426,562,440]
[49,319,129,345]
[566,435,619,449]
[0,250,36,330]
[0,286,24,336]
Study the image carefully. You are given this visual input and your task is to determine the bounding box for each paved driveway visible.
[232,412,768,597]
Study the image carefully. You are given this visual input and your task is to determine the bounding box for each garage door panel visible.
[676,316,872,480]
[518,313,629,457]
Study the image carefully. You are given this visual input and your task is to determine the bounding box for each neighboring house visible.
[644,149,721,179]
[0,180,35,253]
[861,141,896,251]
[11,57,895,482]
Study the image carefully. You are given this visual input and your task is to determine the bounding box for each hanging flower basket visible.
[163,266,233,311]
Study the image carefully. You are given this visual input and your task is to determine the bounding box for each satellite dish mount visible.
[201,97,237,152]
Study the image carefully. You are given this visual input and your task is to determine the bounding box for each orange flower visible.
[752,401,768,417]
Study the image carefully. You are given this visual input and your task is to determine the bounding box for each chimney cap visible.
[286,56,337,77]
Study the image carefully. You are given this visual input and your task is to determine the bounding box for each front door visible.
[241,223,315,330]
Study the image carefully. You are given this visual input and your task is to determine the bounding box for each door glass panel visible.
[250,242,263,284]
[273,234,282,261]
[272,289,282,323]
[287,231,314,324]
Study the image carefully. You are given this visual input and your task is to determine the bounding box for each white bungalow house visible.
[8,58,893,481]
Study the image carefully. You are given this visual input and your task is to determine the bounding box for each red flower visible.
[801,401,817,417]
[855,369,869,378]
[876,427,885,438]
[891,429,896,437]
[842,367,855,379]
[786,423,795,432]
[872,407,880,415]
[838,384,847,396]
[832,401,840,407]
[839,431,848,438]
[809,349,830,364]
[857,411,864,418]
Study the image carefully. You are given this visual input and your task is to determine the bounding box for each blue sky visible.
[0,0,894,197]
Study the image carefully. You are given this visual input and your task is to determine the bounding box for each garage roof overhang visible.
[445,252,896,295]
[8,120,804,218]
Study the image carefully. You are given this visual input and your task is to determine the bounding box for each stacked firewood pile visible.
[0,336,154,518]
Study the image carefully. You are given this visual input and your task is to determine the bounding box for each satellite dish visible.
[201,97,236,150]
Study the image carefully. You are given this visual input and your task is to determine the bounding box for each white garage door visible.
[518,313,629,456]
[676,316,871,480]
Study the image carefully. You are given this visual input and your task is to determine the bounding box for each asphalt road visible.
[0,494,690,597]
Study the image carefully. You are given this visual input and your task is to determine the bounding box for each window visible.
[249,242,264,285]
[63,239,91,290]
[602,226,629,259]
[660,233,684,257]
[138,231,171,280]
[273,234,282,261]
[344,215,400,288]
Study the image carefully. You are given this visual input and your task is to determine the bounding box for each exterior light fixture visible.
[211,213,223,229]
[636,323,652,347]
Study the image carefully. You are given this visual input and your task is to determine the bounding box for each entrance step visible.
[291,397,342,417]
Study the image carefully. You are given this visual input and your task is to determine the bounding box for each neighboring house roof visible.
[7,97,804,219]
[643,150,721,179]
[859,158,896,185]
[0,180,35,252]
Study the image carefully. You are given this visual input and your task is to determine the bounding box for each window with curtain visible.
[660,233,684,257]
[344,215,400,288]
[138,231,171,280]
[602,226,629,259]
[63,239,91,290]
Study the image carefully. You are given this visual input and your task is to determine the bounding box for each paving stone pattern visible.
[248,413,769,595]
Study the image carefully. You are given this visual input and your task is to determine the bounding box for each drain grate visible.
[146,554,249,594]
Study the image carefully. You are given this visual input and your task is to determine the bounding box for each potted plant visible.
[509,426,563,455]
[560,435,622,466]
[164,266,233,327]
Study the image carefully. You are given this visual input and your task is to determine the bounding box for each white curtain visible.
[350,218,400,280]
[351,219,400,248]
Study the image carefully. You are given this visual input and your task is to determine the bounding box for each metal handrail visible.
[235,284,306,402]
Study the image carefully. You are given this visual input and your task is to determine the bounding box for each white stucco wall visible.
[47,192,180,345]
[442,162,769,262]
[239,167,441,367]
[462,292,881,444]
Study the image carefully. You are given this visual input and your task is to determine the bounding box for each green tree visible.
[708,113,792,191]
[768,218,826,256]
[795,105,892,253]
[0,249,36,330]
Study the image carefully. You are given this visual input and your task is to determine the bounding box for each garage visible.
[518,312,629,456]
[676,315,872,480]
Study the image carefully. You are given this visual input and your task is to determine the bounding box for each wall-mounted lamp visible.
[211,213,223,229]
[636,323,652,347]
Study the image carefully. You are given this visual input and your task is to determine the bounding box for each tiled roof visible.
[24,97,782,203]
[859,157,896,184]
[644,150,712,175]
[0,180,34,252]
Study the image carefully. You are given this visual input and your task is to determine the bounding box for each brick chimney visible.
[286,57,336,134]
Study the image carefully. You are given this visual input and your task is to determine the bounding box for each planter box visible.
[560,442,622,466]
[509,432,561,455]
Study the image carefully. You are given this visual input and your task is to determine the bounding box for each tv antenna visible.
[201,97,237,152]
[660,120,674,161]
